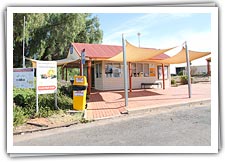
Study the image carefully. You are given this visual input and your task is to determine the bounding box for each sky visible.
[93,13,212,73]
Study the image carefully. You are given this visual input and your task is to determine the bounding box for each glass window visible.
[137,63,143,77]
[143,64,149,77]
[113,63,121,78]
[105,63,113,78]
[105,63,122,78]
[96,63,102,78]
[131,63,137,77]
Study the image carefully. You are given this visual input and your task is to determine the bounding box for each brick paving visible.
[86,82,211,120]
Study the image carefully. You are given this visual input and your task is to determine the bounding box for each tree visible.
[13,13,103,67]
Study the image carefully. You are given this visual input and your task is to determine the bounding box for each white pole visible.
[36,93,39,113]
[23,16,26,68]
[36,65,39,113]
[81,49,85,76]
[122,34,128,106]
[185,41,192,98]
[36,61,39,113]
[81,64,83,76]
[55,93,59,109]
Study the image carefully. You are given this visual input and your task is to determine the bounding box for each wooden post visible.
[207,60,211,76]
[129,62,132,92]
[62,67,64,80]
[87,60,92,95]
[162,64,165,90]
[66,66,68,81]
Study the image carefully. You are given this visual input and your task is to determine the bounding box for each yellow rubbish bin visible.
[73,76,88,111]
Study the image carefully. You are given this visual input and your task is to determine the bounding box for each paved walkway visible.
[86,82,211,120]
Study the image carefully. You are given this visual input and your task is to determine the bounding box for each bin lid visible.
[73,76,88,86]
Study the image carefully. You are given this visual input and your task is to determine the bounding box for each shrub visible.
[59,85,73,98]
[180,75,188,85]
[180,76,194,85]
[13,84,74,126]
[178,71,184,76]
[171,79,176,85]
[13,105,28,127]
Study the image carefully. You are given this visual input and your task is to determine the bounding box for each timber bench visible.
[141,82,162,89]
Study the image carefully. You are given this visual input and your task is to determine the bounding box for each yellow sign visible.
[149,68,156,77]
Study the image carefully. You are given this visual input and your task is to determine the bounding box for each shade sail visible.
[150,47,211,64]
[26,56,80,68]
[26,49,80,68]
[107,41,175,62]
[56,58,80,66]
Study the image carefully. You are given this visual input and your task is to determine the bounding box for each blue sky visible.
[93,13,212,68]
[94,13,211,50]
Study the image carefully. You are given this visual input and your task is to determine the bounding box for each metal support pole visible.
[185,41,192,98]
[55,93,59,109]
[122,34,128,107]
[81,49,85,76]
[23,16,26,68]
[36,93,39,113]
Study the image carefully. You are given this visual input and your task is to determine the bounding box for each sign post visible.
[23,16,26,68]
[81,49,85,76]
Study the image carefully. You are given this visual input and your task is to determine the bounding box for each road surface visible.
[14,105,211,146]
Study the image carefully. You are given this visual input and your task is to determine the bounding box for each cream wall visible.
[94,61,170,91]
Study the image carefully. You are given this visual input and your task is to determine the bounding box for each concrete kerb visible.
[13,121,79,136]
[127,99,211,116]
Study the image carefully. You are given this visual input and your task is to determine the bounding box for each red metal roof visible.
[72,43,122,59]
[72,43,170,60]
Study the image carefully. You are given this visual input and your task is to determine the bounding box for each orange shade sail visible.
[151,47,211,64]
[107,41,175,62]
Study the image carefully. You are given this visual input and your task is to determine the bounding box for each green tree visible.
[13,13,103,67]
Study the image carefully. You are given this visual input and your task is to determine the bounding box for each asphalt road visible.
[14,105,211,146]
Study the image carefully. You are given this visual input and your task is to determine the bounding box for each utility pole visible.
[23,16,26,68]
[122,34,128,107]
[137,32,141,47]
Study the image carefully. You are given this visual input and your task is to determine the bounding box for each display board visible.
[36,61,57,94]
[13,68,34,88]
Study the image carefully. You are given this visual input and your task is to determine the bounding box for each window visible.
[136,63,143,77]
[131,63,137,77]
[96,63,102,78]
[105,63,113,77]
[143,64,149,77]
[105,63,122,78]
[157,65,168,80]
[132,63,151,77]
[113,63,121,77]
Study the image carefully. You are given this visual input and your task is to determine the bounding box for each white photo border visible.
[7,6,218,154]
